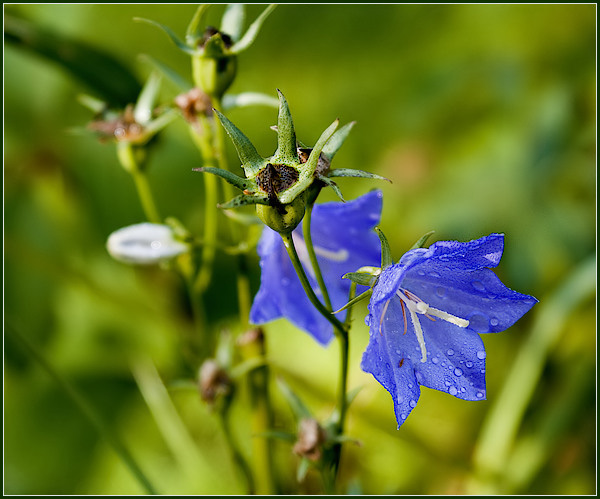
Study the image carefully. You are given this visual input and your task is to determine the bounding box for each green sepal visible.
[272,89,297,164]
[322,121,355,160]
[328,168,390,182]
[342,272,376,286]
[317,175,345,202]
[410,230,436,250]
[332,288,373,315]
[221,92,279,111]
[220,4,245,42]
[277,377,312,421]
[213,109,264,177]
[77,94,107,114]
[134,17,197,56]
[375,226,393,268]
[232,4,277,54]
[133,71,162,125]
[142,108,178,138]
[185,4,211,46]
[202,32,230,58]
[193,166,254,192]
[218,193,269,209]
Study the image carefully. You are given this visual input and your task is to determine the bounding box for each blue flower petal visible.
[250,190,382,345]
[362,233,537,428]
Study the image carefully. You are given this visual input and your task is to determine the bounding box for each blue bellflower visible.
[361,233,538,428]
[250,190,383,345]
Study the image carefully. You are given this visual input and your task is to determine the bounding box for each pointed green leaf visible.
[138,54,191,91]
[202,33,229,58]
[273,89,297,163]
[185,4,211,46]
[213,109,264,177]
[221,4,245,42]
[328,168,391,183]
[322,121,355,160]
[317,176,345,202]
[375,226,393,268]
[134,17,197,56]
[332,288,373,315]
[77,94,107,114]
[217,194,269,209]
[296,458,311,483]
[134,72,162,125]
[192,166,254,191]
[276,377,312,421]
[221,92,279,111]
[346,386,363,408]
[232,4,277,54]
[342,272,376,286]
[410,230,436,250]
[142,108,178,138]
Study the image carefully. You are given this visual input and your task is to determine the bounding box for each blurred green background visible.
[4,4,596,495]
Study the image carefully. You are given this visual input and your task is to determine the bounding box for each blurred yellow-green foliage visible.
[4,4,596,495]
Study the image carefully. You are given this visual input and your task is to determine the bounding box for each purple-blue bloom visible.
[250,190,383,345]
[360,233,538,428]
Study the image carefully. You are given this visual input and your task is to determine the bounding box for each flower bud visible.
[106,223,188,265]
[198,359,232,404]
[256,192,306,235]
[292,418,327,462]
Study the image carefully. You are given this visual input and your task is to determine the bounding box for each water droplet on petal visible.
[435,287,446,298]
[409,400,417,408]
[468,313,490,333]
[466,361,473,368]
[471,280,485,292]
[431,357,439,364]
[428,271,440,278]
[415,371,423,383]
[397,395,404,404]
[417,270,425,276]
[448,386,458,396]
[408,383,413,389]
[480,369,486,374]
[490,317,499,326]
[365,316,372,326]
[447,349,454,356]
[454,368,463,377]
[476,391,485,399]
[476,350,487,360]
[401,413,407,420]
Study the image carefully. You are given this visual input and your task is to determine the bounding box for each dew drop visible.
[401,413,407,420]
[397,395,404,404]
[476,391,485,399]
[447,349,454,356]
[431,357,439,364]
[409,400,417,408]
[471,280,485,292]
[415,371,424,383]
[448,386,458,396]
[460,387,466,393]
[476,350,487,360]
[417,270,426,276]
[454,368,463,377]
[428,271,440,278]
[365,316,372,326]
[441,362,446,367]
[435,287,446,298]
[444,380,451,387]
[468,313,490,333]
[490,317,499,326]
[466,361,473,368]
[480,369,486,374]
[408,383,413,389]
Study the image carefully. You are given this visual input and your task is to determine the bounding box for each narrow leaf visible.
[322,121,355,160]
[276,377,312,421]
[328,168,391,182]
[273,89,297,163]
[213,109,264,177]
[296,458,311,483]
[410,231,436,250]
[332,288,373,315]
[221,4,245,42]
[139,54,191,91]
[185,4,211,46]
[232,4,277,53]
[217,194,269,209]
[375,226,393,268]
[317,175,345,202]
[342,272,376,286]
[305,119,339,177]
[77,94,107,114]
[193,166,253,191]
[143,108,178,137]
[134,72,162,125]
[134,17,197,56]
[221,92,279,111]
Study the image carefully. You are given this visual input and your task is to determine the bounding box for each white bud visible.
[106,223,188,265]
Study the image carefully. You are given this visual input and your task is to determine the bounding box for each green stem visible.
[302,203,333,311]
[8,325,158,495]
[116,142,161,224]
[218,410,256,494]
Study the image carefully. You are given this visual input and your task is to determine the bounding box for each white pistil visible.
[395,289,470,363]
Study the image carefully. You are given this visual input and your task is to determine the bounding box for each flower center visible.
[390,289,469,363]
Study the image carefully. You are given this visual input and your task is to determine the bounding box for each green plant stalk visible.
[116,142,161,224]
[281,232,351,488]
[218,409,256,494]
[190,117,219,295]
[9,325,158,495]
[302,203,333,311]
